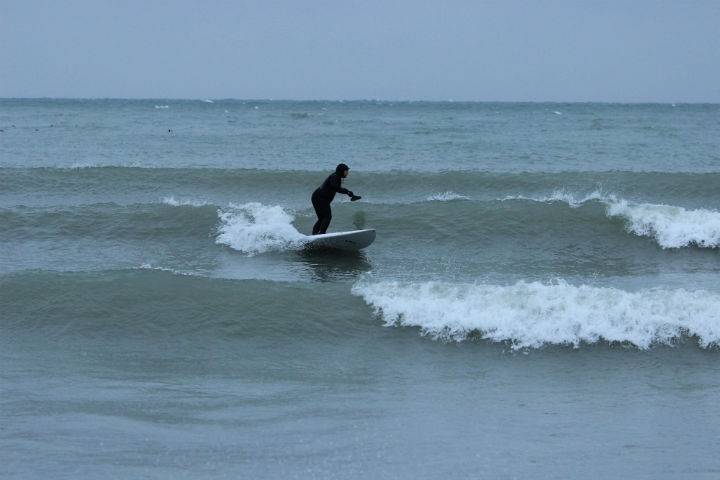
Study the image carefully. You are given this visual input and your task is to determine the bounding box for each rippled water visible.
[2,99,720,479]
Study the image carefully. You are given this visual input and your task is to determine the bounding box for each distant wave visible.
[501,190,605,207]
[161,196,209,207]
[135,263,195,276]
[215,202,306,255]
[504,190,720,248]
[353,279,720,349]
[426,191,471,201]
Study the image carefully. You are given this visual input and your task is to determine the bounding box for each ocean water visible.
[2,99,720,479]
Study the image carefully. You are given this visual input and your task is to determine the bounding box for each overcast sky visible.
[2,0,719,102]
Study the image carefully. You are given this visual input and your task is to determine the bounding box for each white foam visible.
[68,162,100,169]
[215,202,306,255]
[202,99,214,103]
[503,190,720,248]
[352,279,720,349]
[605,200,720,249]
[154,105,169,109]
[427,191,471,202]
[136,264,194,276]
[502,190,605,207]
[161,196,209,207]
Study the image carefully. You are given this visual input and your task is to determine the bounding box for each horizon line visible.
[1,97,718,105]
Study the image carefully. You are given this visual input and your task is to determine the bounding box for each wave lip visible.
[352,279,720,349]
[505,190,720,249]
[215,202,306,255]
[606,200,720,249]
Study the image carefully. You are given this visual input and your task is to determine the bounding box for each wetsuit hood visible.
[335,163,349,176]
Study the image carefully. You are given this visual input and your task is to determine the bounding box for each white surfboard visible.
[304,229,376,251]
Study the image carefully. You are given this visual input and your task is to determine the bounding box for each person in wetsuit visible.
[311,163,361,235]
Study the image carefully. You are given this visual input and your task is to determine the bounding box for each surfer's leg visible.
[311,193,323,235]
[318,207,332,234]
[312,206,323,235]
[312,219,323,235]
[312,195,331,235]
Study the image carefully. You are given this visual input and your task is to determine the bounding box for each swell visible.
[500,192,720,249]
[5,196,720,251]
[341,198,720,249]
[0,269,371,340]
[3,167,720,206]
[4,268,720,350]
[0,203,218,240]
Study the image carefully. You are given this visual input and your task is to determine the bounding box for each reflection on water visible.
[294,248,373,282]
[208,247,372,283]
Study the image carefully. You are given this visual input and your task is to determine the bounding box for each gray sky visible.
[2,0,719,102]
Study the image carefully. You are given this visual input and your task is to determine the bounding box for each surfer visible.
[311,163,361,235]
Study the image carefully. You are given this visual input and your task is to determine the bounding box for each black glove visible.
[350,195,362,202]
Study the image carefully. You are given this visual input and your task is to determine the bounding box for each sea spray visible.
[215,202,306,255]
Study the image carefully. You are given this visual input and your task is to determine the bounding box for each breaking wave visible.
[352,279,720,349]
[506,190,720,248]
[215,202,306,255]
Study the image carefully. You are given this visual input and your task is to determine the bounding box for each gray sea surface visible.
[2,99,720,479]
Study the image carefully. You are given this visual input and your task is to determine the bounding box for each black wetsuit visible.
[311,172,350,234]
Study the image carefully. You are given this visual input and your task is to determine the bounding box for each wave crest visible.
[161,196,210,207]
[426,191,471,201]
[352,279,720,349]
[606,200,720,249]
[506,190,720,248]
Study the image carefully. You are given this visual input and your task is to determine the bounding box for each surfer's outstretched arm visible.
[329,173,361,199]
[328,174,350,195]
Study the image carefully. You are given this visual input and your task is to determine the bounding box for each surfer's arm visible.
[330,175,351,195]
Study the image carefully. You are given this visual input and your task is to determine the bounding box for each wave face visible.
[507,191,720,248]
[0,203,218,240]
[3,194,718,250]
[353,279,720,349]
[4,195,720,280]
[1,269,368,340]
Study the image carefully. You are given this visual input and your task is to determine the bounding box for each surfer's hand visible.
[351,195,361,202]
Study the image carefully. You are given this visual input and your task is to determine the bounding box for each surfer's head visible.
[336,163,350,178]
